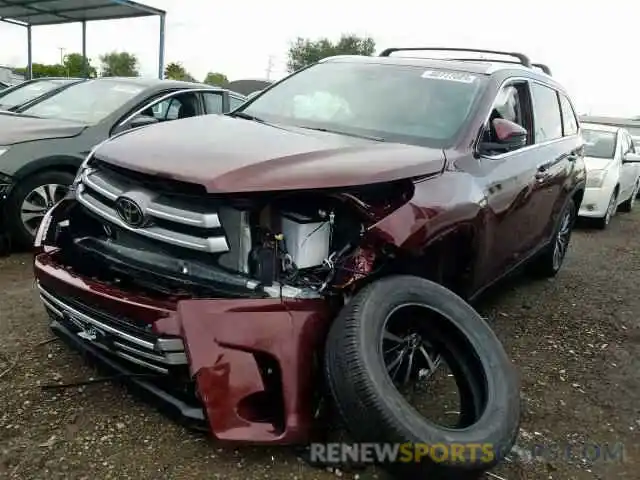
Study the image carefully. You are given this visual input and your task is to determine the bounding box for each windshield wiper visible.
[297,126,384,142]
[227,111,265,123]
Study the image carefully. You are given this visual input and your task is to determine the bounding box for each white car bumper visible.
[578,187,615,218]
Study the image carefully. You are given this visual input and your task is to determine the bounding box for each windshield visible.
[21,80,145,124]
[582,129,617,158]
[240,61,486,147]
[0,79,72,109]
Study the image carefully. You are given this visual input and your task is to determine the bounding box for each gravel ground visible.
[1,211,639,480]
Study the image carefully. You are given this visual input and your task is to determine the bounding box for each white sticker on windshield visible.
[421,70,477,83]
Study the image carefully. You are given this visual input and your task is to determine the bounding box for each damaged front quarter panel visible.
[155,296,332,444]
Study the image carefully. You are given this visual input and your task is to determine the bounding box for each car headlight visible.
[586,170,607,188]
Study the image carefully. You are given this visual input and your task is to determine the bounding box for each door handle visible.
[535,166,547,180]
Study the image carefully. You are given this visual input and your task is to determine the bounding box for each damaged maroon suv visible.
[34,48,585,477]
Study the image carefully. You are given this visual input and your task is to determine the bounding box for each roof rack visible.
[378,47,532,68]
[531,63,552,75]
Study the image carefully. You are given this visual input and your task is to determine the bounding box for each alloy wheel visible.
[20,183,68,237]
[552,207,573,271]
[382,326,443,386]
[631,182,639,208]
[604,191,617,226]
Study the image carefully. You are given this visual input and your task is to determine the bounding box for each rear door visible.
[527,82,577,247]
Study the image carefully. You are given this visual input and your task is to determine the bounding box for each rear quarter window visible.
[559,94,578,136]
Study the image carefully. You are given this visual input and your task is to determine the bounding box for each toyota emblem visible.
[115,197,146,227]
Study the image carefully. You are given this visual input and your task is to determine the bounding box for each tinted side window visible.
[482,81,531,151]
[531,83,562,143]
[493,85,524,126]
[559,94,578,136]
[203,92,223,114]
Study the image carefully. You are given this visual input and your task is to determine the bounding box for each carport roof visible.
[0,0,164,26]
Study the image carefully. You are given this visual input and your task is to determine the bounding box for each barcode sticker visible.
[421,70,477,83]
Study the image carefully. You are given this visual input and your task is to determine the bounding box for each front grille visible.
[38,282,187,374]
[75,160,230,254]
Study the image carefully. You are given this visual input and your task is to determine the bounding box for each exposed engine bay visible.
[48,178,414,301]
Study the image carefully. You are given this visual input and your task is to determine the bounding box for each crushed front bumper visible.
[35,251,332,445]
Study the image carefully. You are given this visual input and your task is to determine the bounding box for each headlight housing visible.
[586,170,607,188]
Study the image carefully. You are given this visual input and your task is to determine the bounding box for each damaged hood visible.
[95,115,446,192]
[0,112,87,145]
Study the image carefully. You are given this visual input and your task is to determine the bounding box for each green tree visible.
[14,63,65,78]
[164,62,197,82]
[99,51,139,77]
[63,53,97,78]
[286,34,376,73]
[203,72,229,86]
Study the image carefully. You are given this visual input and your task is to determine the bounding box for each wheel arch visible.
[13,155,84,182]
[379,223,479,298]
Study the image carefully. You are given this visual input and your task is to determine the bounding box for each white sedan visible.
[579,123,640,228]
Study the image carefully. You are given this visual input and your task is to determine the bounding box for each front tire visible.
[5,170,73,247]
[324,276,520,479]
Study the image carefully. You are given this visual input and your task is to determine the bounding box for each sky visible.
[0,0,638,117]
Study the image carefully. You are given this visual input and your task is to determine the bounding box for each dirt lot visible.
[1,211,639,480]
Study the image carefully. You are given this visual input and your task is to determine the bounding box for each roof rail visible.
[531,63,552,75]
[379,47,532,68]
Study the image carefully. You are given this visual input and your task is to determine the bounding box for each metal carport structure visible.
[0,0,166,79]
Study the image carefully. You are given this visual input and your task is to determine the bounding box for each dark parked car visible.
[34,48,585,478]
[0,77,246,245]
[0,77,83,112]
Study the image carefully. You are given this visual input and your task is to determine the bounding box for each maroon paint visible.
[35,252,332,444]
[95,114,447,193]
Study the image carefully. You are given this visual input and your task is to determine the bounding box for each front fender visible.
[14,154,85,180]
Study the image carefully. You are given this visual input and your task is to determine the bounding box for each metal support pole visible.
[158,13,166,79]
[81,20,87,77]
[27,24,33,80]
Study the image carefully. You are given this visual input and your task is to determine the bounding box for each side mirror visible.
[480,118,528,155]
[623,152,640,163]
[113,114,159,135]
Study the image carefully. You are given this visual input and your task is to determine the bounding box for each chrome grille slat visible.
[76,165,228,254]
[76,188,228,252]
[38,282,187,371]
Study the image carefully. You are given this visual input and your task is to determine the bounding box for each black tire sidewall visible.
[6,170,75,246]
[325,276,520,471]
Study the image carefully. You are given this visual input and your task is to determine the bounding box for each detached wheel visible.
[618,180,639,213]
[529,198,576,278]
[5,170,73,247]
[324,276,520,478]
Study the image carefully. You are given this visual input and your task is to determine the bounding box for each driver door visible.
[619,131,638,199]
[475,80,543,285]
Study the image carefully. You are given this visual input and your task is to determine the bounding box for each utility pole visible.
[265,55,274,80]
[58,47,68,77]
